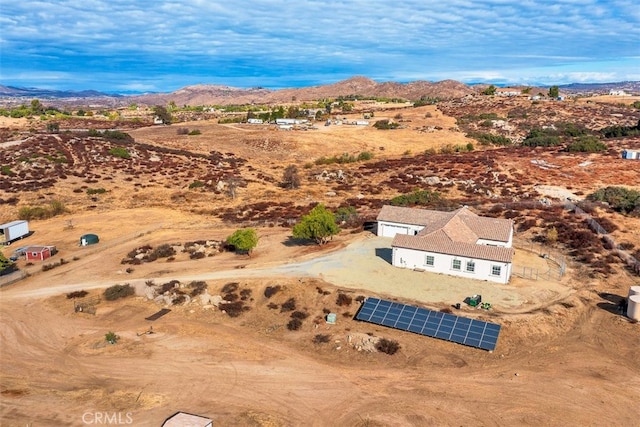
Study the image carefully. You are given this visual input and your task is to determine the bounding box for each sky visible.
[1,0,639,94]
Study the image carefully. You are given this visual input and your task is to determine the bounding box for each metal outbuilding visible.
[80,233,99,246]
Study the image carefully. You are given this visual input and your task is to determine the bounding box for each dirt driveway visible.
[4,231,570,313]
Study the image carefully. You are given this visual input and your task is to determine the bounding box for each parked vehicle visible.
[0,220,30,245]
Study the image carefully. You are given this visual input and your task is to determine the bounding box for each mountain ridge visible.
[1,77,638,107]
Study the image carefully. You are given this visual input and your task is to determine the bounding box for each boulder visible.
[210,295,223,307]
[199,293,212,305]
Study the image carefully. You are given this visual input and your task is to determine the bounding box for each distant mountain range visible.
[1,77,638,107]
[0,85,121,99]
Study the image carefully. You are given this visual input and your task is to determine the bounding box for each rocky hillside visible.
[128,76,475,106]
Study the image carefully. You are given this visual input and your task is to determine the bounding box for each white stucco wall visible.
[377,221,424,238]
[392,247,512,284]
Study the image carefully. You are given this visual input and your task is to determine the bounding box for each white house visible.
[377,205,515,284]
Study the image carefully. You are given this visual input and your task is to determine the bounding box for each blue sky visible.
[1,0,639,93]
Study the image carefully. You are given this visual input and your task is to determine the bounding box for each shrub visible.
[105,331,119,344]
[222,282,239,294]
[588,186,640,216]
[152,244,176,258]
[176,127,189,135]
[108,147,131,159]
[264,285,281,298]
[104,284,135,301]
[390,190,442,207]
[86,188,107,195]
[189,181,205,189]
[189,281,208,297]
[281,297,296,312]
[66,290,88,299]
[336,293,352,306]
[376,338,401,355]
[313,334,331,344]
[373,119,400,130]
[219,301,245,317]
[357,151,373,161]
[566,136,607,152]
[240,288,252,300]
[287,318,303,331]
[290,311,309,320]
[188,129,201,135]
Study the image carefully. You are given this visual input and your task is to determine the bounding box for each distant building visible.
[247,118,263,124]
[622,149,640,160]
[609,90,629,96]
[24,245,57,262]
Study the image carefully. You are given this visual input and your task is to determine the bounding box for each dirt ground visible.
[1,208,639,427]
[1,100,639,426]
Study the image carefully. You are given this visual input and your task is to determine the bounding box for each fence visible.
[513,238,566,281]
[0,270,27,288]
[564,202,640,276]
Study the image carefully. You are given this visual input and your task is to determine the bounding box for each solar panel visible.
[355,297,501,351]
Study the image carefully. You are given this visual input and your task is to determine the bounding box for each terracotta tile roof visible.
[377,205,451,226]
[393,232,515,263]
[381,205,514,263]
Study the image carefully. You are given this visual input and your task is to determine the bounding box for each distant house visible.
[24,245,57,262]
[247,118,263,124]
[275,118,308,125]
[496,90,521,97]
[609,90,629,96]
[377,205,515,284]
[162,412,213,427]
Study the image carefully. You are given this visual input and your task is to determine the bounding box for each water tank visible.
[629,286,640,298]
[628,295,640,321]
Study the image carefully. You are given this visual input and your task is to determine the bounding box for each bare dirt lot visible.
[1,208,639,427]
[1,98,640,426]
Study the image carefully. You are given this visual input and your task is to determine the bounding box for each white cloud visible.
[1,1,638,90]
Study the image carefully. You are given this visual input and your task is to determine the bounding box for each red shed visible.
[24,245,56,262]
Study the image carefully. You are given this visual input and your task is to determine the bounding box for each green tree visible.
[482,85,497,95]
[548,85,560,98]
[153,105,172,124]
[31,99,44,114]
[0,252,17,276]
[292,204,340,245]
[226,228,259,255]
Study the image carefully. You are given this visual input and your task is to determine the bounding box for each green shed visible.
[80,233,99,246]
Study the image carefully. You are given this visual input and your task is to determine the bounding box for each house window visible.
[31,252,38,257]
[466,261,475,273]
[425,255,435,267]
[452,259,461,270]
[491,265,502,276]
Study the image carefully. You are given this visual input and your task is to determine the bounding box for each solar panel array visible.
[355,297,501,351]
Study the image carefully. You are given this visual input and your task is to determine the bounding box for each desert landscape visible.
[1,83,640,426]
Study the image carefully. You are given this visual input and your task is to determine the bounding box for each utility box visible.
[0,220,30,245]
